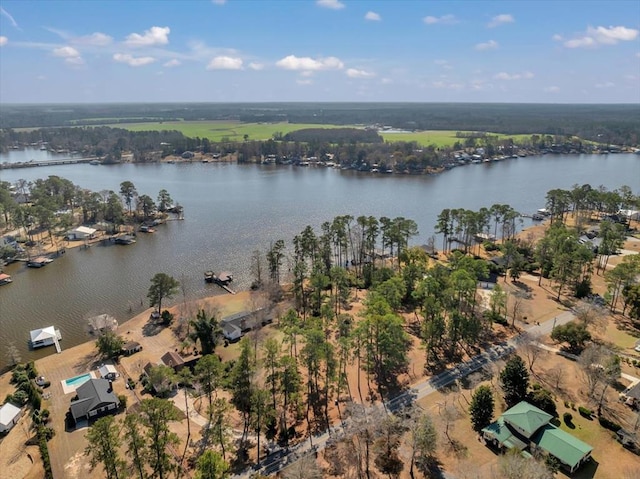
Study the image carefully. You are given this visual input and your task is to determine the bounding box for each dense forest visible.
[1,102,639,145]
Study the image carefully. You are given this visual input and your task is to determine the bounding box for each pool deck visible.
[60,371,96,395]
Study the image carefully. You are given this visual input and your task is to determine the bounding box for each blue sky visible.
[0,0,638,103]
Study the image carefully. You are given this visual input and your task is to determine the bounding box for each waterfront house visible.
[482,401,593,473]
[0,402,22,433]
[69,378,119,425]
[66,226,97,241]
[29,326,62,349]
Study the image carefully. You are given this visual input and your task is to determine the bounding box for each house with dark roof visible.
[482,401,593,473]
[69,378,119,425]
[161,351,185,371]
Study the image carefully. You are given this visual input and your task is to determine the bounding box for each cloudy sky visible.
[0,0,638,103]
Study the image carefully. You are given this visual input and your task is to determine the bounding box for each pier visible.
[0,157,100,169]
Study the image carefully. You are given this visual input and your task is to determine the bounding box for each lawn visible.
[103,120,352,142]
[103,120,539,147]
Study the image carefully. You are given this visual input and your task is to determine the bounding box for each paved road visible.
[233,310,578,478]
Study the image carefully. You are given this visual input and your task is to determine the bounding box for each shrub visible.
[578,406,592,418]
[528,387,557,417]
[599,416,621,432]
[564,400,570,408]
[118,394,128,409]
[563,412,573,424]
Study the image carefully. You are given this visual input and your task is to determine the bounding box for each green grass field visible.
[100,120,540,147]
[104,121,350,143]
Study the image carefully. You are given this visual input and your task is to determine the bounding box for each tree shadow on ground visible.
[73,350,100,373]
[142,319,164,337]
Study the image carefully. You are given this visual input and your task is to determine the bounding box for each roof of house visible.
[72,226,97,235]
[98,364,118,378]
[161,351,185,368]
[501,401,553,437]
[482,417,528,451]
[122,340,141,350]
[532,424,593,469]
[29,326,57,343]
[623,382,640,400]
[0,402,22,426]
[70,379,118,421]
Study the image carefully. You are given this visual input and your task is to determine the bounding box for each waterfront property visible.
[66,226,97,241]
[69,378,120,426]
[26,256,53,268]
[29,326,62,352]
[482,401,593,473]
[0,402,22,433]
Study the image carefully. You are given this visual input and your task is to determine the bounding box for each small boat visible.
[114,235,136,245]
[531,213,545,221]
[89,159,101,165]
[27,256,53,268]
[139,225,155,233]
[0,273,12,285]
[204,271,215,283]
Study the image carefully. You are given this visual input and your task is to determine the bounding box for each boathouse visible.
[29,326,62,351]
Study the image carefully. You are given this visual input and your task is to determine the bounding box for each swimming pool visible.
[64,373,92,387]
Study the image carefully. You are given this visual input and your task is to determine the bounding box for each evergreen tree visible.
[499,355,529,407]
[84,416,126,479]
[469,385,495,432]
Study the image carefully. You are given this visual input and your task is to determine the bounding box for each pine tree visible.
[469,385,495,432]
[500,355,529,407]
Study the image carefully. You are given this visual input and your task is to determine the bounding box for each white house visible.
[67,226,97,241]
[0,403,22,433]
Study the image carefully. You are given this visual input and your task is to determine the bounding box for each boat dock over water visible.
[204,270,236,294]
[0,157,101,169]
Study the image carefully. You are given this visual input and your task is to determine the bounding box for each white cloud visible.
[0,36,7,47]
[381,78,393,84]
[248,62,264,70]
[125,26,170,47]
[543,86,560,93]
[53,46,84,65]
[636,52,640,58]
[211,0,227,4]
[163,59,181,67]
[423,14,457,25]
[552,34,563,41]
[434,59,453,70]
[276,55,344,71]
[494,71,534,80]
[73,32,113,46]
[346,68,375,78]
[316,0,345,10]
[113,53,156,67]
[595,81,615,88]
[488,14,514,28]
[207,56,243,70]
[562,25,639,48]
[432,80,464,90]
[475,40,498,51]
[296,78,313,85]
[365,11,381,21]
[0,7,19,29]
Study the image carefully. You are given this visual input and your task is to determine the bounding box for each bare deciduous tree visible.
[520,331,545,372]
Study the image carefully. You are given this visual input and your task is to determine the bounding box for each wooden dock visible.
[0,157,100,169]
[219,284,236,295]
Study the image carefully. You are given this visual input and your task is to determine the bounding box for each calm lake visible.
[0,151,638,369]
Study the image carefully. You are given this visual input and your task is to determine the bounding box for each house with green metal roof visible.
[482,401,593,473]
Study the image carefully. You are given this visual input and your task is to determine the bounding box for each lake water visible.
[0,150,638,369]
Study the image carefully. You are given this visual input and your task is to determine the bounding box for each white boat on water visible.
[0,273,12,285]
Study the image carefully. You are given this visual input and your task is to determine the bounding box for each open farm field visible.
[105,120,538,147]
[103,120,353,142]
[379,130,535,147]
